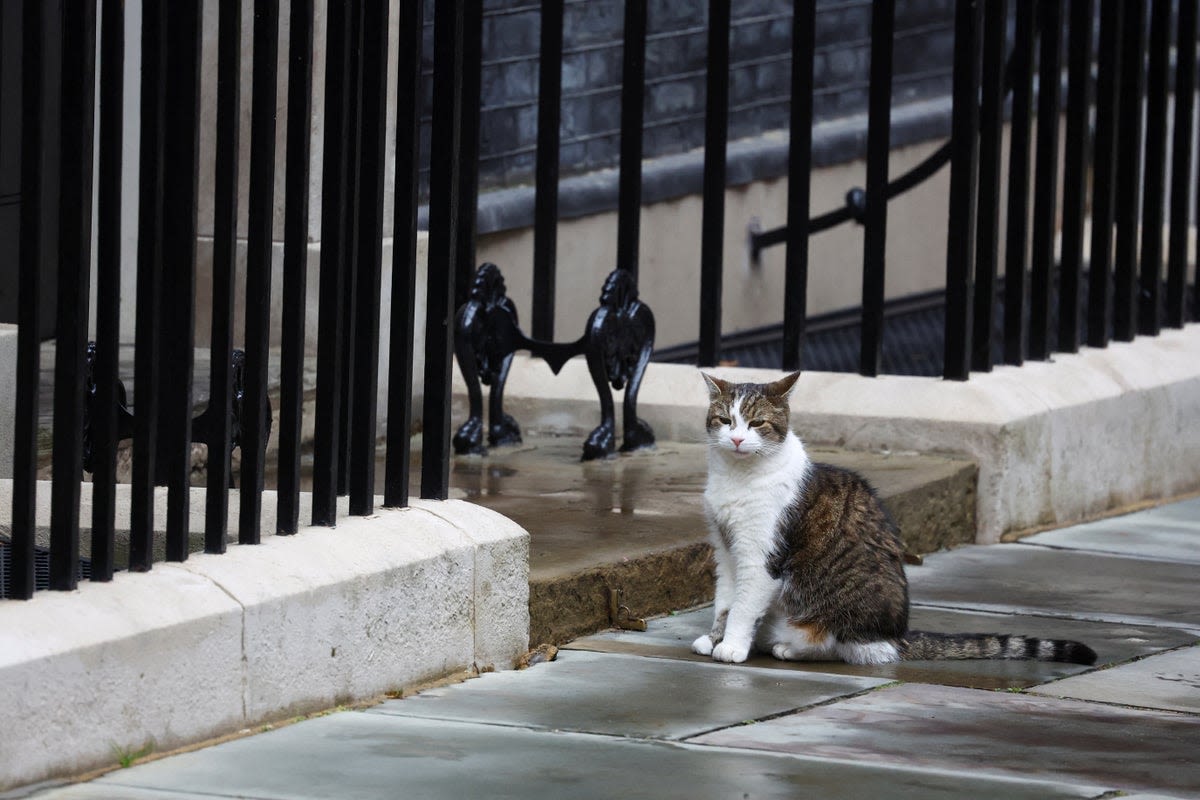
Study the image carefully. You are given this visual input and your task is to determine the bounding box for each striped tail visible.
[900,631,1097,665]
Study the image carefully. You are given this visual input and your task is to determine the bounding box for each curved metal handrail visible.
[749,28,1026,264]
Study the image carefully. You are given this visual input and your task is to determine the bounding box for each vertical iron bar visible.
[130,0,167,571]
[1113,0,1146,341]
[240,0,280,545]
[943,0,980,381]
[11,0,51,598]
[1029,0,1062,361]
[1167,0,1198,327]
[160,0,203,563]
[91,0,124,580]
[616,0,646,278]
[1057,0,1094,354]
[336,1,363,500]
[698,0,731,368]
[1137,0,1170,336]
[277,0,314,533]
[312,0,353,525]
[421,0,466,500]
[383,0,425,509]
[455,0,483,307]
[971,0,1005,373]
[13,0,60,594]
[782,0,815,372]
[49,0,96,589]
[860,0,895,378]
[1088,0,1124,347]
[206,0,241,552]
[1004,0,1036,366]
[532,0,564,341]
[348,0,390,516]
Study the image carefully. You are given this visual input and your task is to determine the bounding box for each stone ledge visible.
[0,497,529,792]
[461,324,1200,542]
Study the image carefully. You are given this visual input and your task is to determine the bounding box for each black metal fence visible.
[4,0,1199,599]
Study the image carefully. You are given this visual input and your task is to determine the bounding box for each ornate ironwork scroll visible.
[453,262,656,460]
[81,344,269,485]
[82,341,135,474]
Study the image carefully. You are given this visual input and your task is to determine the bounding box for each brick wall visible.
[416,0,956,197]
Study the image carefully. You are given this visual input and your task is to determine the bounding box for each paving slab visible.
[1022,503,1200,563]
[32,713,1110,800]
[908,543,1200,633]
[18,786,219,800]
[1031,644,1200,714]
[690,681,1200,798]
[567,605,1195,690]
[369,649,890,739]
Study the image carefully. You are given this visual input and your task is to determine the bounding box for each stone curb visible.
[0,499,529,792]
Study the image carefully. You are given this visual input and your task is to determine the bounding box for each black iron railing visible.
[745,0,1198,379]
[5,0,1199,600]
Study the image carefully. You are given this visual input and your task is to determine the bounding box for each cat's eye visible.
[751,419,769,428]
[713,415,730,425]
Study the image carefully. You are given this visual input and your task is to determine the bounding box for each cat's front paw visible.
[691,634,715,656]
[712,640,750,663]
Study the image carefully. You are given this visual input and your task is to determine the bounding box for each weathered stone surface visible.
[690,682,1200,798]
[373,649,889,740]
[909,544,1200,634]
[1031,645,1200,714]
[36,712,1107,800]
[567,604,1195,691]
[1022,498,1200,562]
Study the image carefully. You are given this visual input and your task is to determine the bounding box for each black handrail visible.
[748,18,1031,266]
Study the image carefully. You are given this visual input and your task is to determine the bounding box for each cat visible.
[691,371,1097,667]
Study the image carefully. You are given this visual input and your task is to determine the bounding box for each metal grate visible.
[655,282,1197,376]
[0,539,92,600]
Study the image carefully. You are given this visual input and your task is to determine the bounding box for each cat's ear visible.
[700,372,730,398]
[765,371,801,399]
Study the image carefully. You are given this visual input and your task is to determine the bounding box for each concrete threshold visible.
[446,435,975,647]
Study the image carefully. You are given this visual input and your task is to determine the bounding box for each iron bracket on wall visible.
[82,343,271,485]
[453,262,655,461]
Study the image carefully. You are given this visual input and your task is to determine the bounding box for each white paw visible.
[712,640,750,663]
[771,643,794,661]
[691,634,714,656]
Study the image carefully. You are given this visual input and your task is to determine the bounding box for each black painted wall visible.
[417,0,957,198]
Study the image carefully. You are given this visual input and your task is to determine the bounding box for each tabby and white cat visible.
[692,371,1097,667]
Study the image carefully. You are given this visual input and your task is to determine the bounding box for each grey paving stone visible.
[691,682,1200,798]
[369,649,889,739]
[68,712,1108,800]
[1031,645,1200,714]
[1023,499,1200,563]
[567,605,1194,690]
[25,786,217,800]
[908,544,1200,633]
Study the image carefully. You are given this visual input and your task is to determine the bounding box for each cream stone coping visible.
[0,497,529,792]
[454,325,1200,543]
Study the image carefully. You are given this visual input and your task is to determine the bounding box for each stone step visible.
[451,435,976,647]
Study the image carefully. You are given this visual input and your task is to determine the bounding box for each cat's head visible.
[701,371,801,459]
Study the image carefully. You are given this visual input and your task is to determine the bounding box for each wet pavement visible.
[20,496,1200,799]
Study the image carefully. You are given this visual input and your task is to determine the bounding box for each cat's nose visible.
[731,437,744,449]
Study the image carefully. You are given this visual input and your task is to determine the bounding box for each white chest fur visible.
[705,432,811,561]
